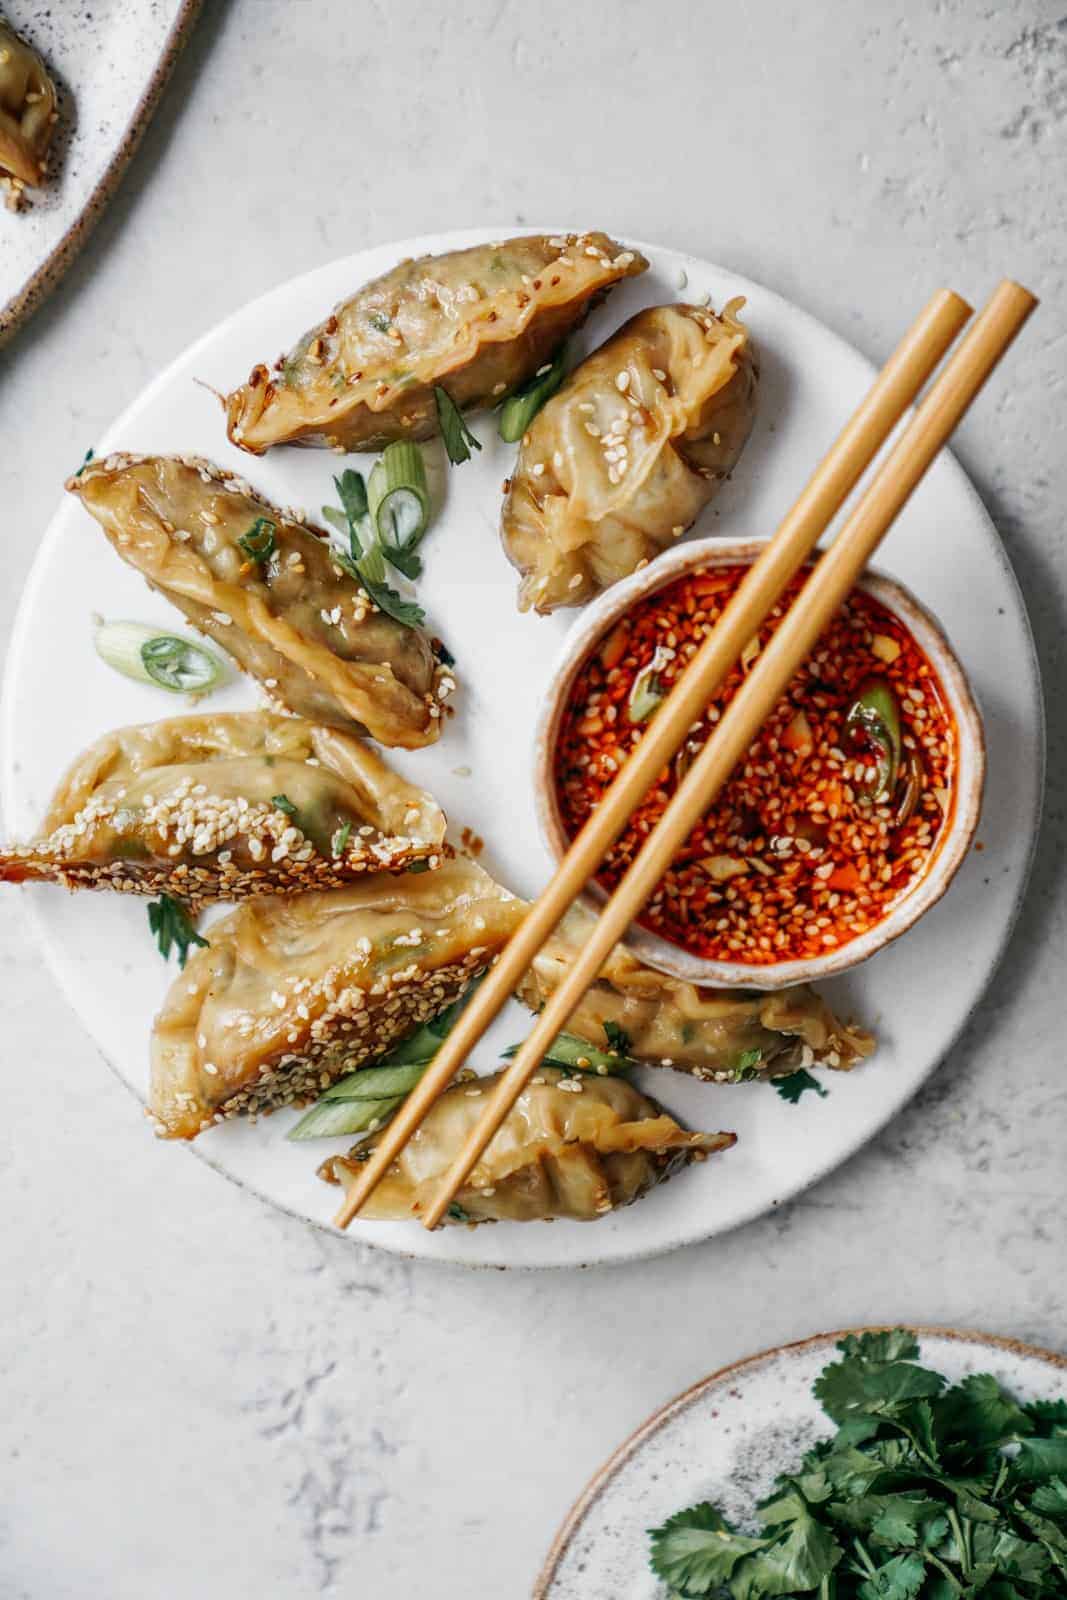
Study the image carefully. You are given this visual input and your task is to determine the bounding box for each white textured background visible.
[1,3,1064,1596]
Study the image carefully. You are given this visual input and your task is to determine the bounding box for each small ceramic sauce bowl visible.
[533,537,986,990]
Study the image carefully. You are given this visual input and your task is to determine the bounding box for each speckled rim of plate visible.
[533,1324,1067,1597]
[0,0,204,349]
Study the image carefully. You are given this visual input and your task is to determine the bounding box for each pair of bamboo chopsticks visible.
[335,278,1037,1234]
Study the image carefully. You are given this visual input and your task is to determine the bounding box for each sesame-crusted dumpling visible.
[0,712,447,908]
[320,1067,735,1224]
[68,455,451,749]
[149,856,524,1139]
[225,232,648,455]
[0,20,57,205]
[517,907,874,1081]
[501,301,758,613]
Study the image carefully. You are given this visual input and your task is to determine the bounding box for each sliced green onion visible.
[499,343,568,442]
[331,820,353,858]
[271,794,298,818]
[367,442,430,555]
[95,620,224,694]
[287,980,482,1140]
[629,667,665,724]
[502,1029,629,1075]
[845,677,902,801]
[237,516,276,563]
[319,1060,430,1102]
[288,1093,404,1142]
[434,386,482,464]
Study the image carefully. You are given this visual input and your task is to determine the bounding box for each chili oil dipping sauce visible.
[552,563,959,968]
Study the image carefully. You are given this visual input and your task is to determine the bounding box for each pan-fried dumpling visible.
[0,712,446,907]
[0,21,57,198]
[517,907,873,1079]
[69,454,450,749]
[320,1067,735,1224]
[501,301,758,612]
[150,856,523,1138]
[225,232,648,455]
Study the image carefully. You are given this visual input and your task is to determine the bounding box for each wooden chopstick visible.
[332,286,978,1234]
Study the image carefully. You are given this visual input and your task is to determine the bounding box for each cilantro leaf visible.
[752,1488,843,1593]
[434,386,482,464]
[836,1331,922,1364]
[1030,1477,1067,1519]
[814,1353,944,1423]
[829,1494,946,1549]
[856,1551,925,1599]
[773,1068,828,1104]
[1011,1435,1067,1483]
[602,1020,631,1054]
[648,1504,766,1595]
[935,1373,1035,1456]
[147,894,208,968]
[1025,1400,1067,1433]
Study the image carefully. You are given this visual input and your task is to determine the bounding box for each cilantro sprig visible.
[649,1329,1067,1598]
[323,468,426,629]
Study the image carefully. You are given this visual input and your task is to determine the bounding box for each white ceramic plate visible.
[1,229,1043,1269]
[0,0,202,345]
[535,1326,1067,1598]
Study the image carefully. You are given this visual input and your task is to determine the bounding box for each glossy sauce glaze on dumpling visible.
[225,233,647,454]
[69,454,450,749]
[0,20,57,198]
[320,1067,735,1225]
[517,907,873,1080]
[501,301,758,612]
[0,712,446,908]
[149,857,524,1138]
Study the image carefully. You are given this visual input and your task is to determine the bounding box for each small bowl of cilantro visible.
[535,1328,1067,1600]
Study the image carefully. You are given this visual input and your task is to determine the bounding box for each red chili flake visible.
[552,565,958,966]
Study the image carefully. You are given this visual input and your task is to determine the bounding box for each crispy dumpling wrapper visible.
[225,232,647,454]
[321,1067,735,1225]
[501,301,758,612]
[0,711,446,907]
[517,906,873,1079]
[0,21,57,191]
[69,454,449,749]
[150,856,524,1139]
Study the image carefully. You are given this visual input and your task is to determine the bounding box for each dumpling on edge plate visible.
[225,232,648,454]
[320,1068,735,1225]
[501,301,758,612]
[0,712,447,908]
[68,454,451,750]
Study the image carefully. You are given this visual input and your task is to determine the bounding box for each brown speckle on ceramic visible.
[534,537,987,990]
[0,0,203,348]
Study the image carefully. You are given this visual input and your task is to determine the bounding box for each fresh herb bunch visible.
[323,468,426,628]
[649,1329,1067,1599]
